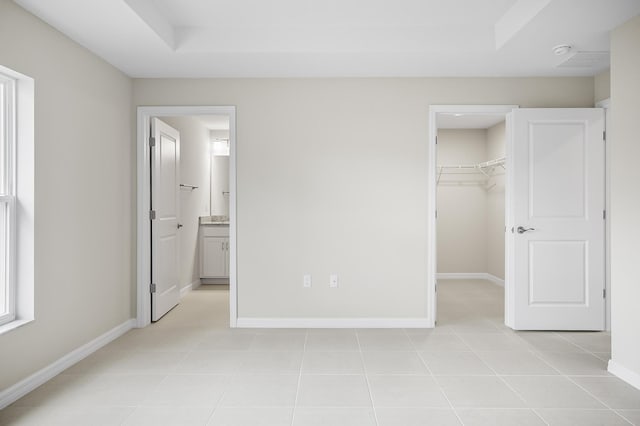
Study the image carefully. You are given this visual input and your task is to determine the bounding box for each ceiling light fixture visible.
[552,44,572,56]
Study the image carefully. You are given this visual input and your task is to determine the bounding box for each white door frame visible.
[596,98,611,331]
[136,106,237,328]
[427,105,518,327]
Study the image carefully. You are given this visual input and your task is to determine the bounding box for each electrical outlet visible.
[303,274,312,288]
[329,274,338,288]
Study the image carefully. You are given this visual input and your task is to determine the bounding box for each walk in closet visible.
[436,120,506,283]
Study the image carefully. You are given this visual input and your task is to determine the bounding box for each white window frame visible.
[0,72,16,326]
[0,64,34,334]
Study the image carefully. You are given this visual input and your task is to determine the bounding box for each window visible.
[0,64,34,333]
[0,72,16,326]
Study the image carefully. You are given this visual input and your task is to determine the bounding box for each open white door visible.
[507,108,605,330]
[151,118,180,321]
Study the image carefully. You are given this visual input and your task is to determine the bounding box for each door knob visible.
[177,223,183,229]
[517,226,535,234]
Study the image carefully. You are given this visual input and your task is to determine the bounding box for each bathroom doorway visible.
[135,106,238,328]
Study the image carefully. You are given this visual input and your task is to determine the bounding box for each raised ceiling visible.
[14,0,640,78]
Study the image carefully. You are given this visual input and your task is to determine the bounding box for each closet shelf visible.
[437,156,505,188]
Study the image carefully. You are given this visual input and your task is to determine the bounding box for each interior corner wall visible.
[436,129,488,274]
[0,2,133,392]
[610,15,640,388]
[486,122,506,280]
[160,116,212,290]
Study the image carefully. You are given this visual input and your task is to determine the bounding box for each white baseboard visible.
[437,272,505,287]
[200,278,229,285]
[0,319,135,410]
[180,279,201,298]
[608,360,640,391]
[236,317,433,328]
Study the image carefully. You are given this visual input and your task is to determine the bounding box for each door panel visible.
[528,240,586,305]
[529,123,586,218]
[151,118,180,321]
[509,108,605,330]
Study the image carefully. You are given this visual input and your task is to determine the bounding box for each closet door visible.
[507,108,605,330]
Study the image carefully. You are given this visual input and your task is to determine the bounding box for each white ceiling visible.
[438,113,506,130]
[14,0,640,78]
[194,115,230,131]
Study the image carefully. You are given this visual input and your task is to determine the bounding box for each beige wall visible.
[0,1,132,391]
[437,130,488,274]
[161,116,211,290]
[594,70,611,104]
[133,77,594,319]
[486,122,506,280]
[610,15,640,386]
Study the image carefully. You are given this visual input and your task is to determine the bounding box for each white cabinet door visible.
[202,236,228,278]
[507,108,605,330]
[150,118,180,322]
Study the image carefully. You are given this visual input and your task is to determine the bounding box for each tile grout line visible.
[355,330,380,426]
[507,339,566,425]
[562,375,634,424]
[289,329,308,426]
[453,326,554,425]
[200,330,247,426]
[521,334,630,421]
[192,330,227,426]
[410,328,467,426]
[614,410,640,425]
[510,332,629,423]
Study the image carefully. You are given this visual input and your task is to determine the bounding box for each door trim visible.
[596,98,611,331]
[136,106,237,328]
[427,105,518,327]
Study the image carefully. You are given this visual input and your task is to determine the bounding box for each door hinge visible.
[603,210,606,220]
[435,136,438,145]
[150,210,156,220]
[603,131,606,141]
[603,288,606,298]
[150,283,157,293]
[435,210,438,219]
[149,136,156,147]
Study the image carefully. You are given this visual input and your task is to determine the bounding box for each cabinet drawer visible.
[201,225,229,237]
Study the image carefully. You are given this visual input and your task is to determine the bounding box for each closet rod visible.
[438,156,505,171]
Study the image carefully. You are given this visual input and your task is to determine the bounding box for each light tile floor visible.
[2,280,640,425]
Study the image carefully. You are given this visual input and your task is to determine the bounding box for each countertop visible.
[199,216,229,226]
